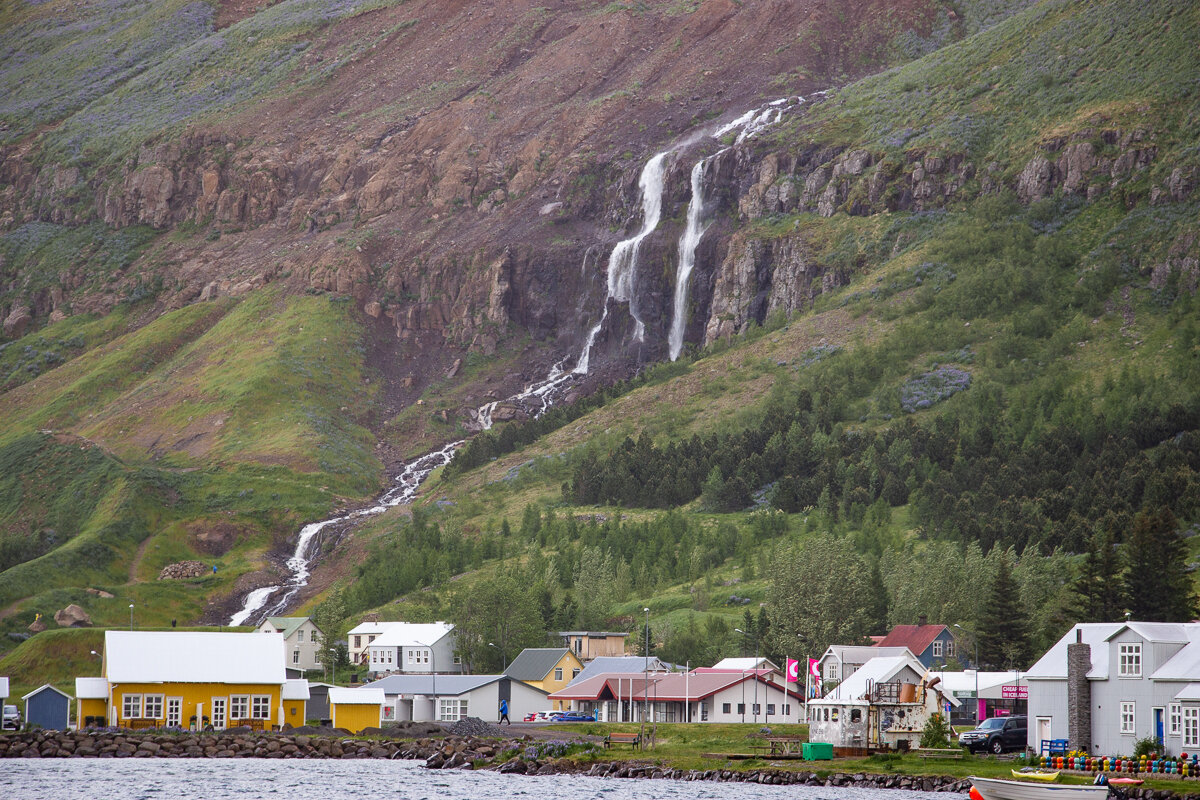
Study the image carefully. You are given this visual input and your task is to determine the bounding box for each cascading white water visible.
[230,98,816,625]
[575,150,671,374]
[668,159,712,361]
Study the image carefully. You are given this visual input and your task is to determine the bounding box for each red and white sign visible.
[786,658,801,683]
[1001,685,1028,699]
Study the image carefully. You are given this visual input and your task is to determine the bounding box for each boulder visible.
[54,604,92,628]
[3,305,32,338]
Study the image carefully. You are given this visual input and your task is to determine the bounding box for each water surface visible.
[2,758,964,800]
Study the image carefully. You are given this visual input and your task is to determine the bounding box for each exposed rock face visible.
[3,305,32,338]
[158,561,208,580]
[53,604,92,627]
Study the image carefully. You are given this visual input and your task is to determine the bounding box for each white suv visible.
[2,705,19,730]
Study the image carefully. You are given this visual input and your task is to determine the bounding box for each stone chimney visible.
[918,614,928,627]
[1067,628,1092,752]
[362,612,380,623]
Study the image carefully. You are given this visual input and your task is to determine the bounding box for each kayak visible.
[969,776,1110,800]
[1012,769,1061,781]
[1107,778,1143,786]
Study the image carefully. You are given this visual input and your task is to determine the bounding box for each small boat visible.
[969,776,1112,800]
[1106,778,1143,786]
[1012,768,1061,781]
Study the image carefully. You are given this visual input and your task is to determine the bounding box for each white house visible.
[818,645,914,687]
[362,674,548,723]
[550,669,804,724]
[365,622,461,677]
[807,654,956,752]
[257,617,324,671]
[348,619,405,665]
[1025,622,1200,756]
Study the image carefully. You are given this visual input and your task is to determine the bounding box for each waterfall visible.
[668,158,712,361]
[229,98,815,625]
[575,150,671,374]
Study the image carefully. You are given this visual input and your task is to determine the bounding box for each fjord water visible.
[2,758,960,800]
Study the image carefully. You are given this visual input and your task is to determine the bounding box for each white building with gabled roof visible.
[365,622,461,677]
[1025,621,1200,756]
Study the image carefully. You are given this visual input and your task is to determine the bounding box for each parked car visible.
[551,710,596,722]
[2,705,19,730]
[958,715,1027,754]
[523,711,539,722]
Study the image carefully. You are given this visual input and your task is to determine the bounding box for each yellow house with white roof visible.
[84,630,304,730]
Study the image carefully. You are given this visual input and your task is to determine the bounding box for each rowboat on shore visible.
[1011,768,1061,781]
[969,776,1111,800]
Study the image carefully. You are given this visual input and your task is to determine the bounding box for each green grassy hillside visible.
[298,0,1199,670]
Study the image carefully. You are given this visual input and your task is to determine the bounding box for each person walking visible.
[499,699,510,725]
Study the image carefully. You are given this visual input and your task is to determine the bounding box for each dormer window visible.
[1118,643,1142,677]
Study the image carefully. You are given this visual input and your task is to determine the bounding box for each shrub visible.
[919,712,953,749]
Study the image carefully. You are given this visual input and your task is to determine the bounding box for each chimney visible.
[1067,628,1092,752]
[918,614,928,627]
[362,613,380,623]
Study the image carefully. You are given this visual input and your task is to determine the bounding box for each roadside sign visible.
[1001,685,1028,699]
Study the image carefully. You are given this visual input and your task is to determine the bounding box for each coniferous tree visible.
[1073,529,1126,622]
[977,557,1033,669]
[867,561,891,636]
[1124,508,1196,621]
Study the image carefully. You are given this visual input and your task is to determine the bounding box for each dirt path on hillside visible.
[129,536,153,583]
[0,597,31,620]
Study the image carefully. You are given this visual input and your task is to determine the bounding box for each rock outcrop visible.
[53,604,92,628]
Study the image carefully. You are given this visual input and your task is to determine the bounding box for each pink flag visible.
[809,658,823,692]
[786,658,801,683]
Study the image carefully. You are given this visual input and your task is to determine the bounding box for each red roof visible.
[549,671,803,702]
[874,624,948,656]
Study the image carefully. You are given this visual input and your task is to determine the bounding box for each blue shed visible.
[22,684,72,730]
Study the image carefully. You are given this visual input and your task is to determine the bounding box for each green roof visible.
[265,617,318,639]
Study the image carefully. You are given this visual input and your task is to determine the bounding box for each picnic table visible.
[764,736,807,756]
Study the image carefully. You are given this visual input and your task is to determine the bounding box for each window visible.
[297,629,304,643]
[783,704,791,716]
[946,640,956,658]
[850,708,862,723]
[230,695,250,721]
[1170,704,1182,736]
[701,702,709,721]
[932,640,944,658]
[722,703,731,714]
[737,703,746,715]
[122,694,142,719]
[752,704,761,716]
[1119,643,1142,677]
[439,699,468,722]
[251,695,271,720]
[554,668,563,681]
[293,650,300,664]
[572,668,580,679]
[453,653,462,664]
[212,698,227,730]
[354,635,361,649]
[1121,702,1136,734]
[144,695,164,720]
[823,708,830,721]
[1184,708,1200,749]
[827,663,839,681]
[766,704,776,715]
[368,635,376,644]
[407,649,415,664]
[382,705,396,721]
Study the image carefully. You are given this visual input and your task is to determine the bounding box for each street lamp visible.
[488,641,507,671]
[129,603,134,631]
[327,648,338,684]
[735,628,760,724]
[954,624,980,723]
[418,640,437,722]
[643,607,650,735]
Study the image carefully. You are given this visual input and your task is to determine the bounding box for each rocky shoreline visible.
[0,729,1194,800]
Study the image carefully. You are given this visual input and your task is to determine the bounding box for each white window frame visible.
[382,704,396,721]
[166,697,182,728]
[554,667,563,681]
[1118,643,1142,677]
[946,640,956,658]
[230,695,250,722]
[1184,707,1200,749]
[783,703,791,716]
[143,694,164,720]
[251,695,272,720]
[932,640,944,658]
[1120,701,1136,734]
[212,697,227,730]
[293,650,301,665]
[438,698,468,722]
[122,694,142,720]
[297,629,304,643]
[1170,703,1182,736]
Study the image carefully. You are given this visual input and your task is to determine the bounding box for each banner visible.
[809,658,823,692]
[786,658,801,683]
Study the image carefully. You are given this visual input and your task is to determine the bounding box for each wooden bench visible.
[127,719,158,730]
[915,747,964,761]
[604,731,641,749]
